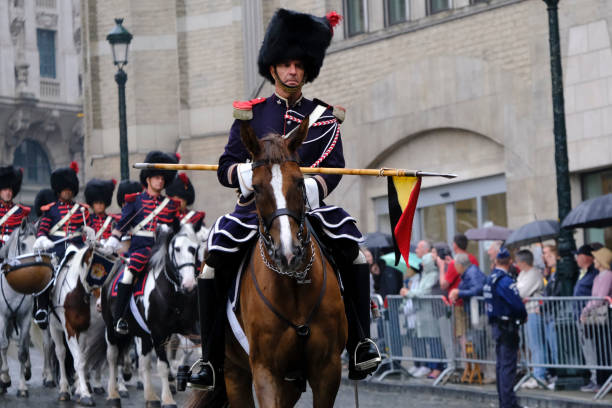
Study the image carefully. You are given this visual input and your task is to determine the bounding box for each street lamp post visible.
[106,18,133,181]
[542,0,577,295]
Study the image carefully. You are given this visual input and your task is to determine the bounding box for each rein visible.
[164,234,198,292]
[250,239,327,339]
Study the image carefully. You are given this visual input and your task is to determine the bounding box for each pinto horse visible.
[100,222,201,408]
[189,117,348,408]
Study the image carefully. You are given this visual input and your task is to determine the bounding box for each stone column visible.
[0,1,16,96]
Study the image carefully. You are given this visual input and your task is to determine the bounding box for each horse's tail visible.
[82,309,107,373]
[184,381,228,408]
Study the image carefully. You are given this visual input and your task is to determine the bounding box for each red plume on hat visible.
[175,153,181,162]
[70,161,79,174]
[178,173,189,187]
[326,11,342,32]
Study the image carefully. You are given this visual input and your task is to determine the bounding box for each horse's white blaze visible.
[271,164,293,259]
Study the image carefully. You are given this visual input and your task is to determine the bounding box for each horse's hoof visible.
[79,396,96,406]
[145,401,161,408]
[169,383,176,395]
[43,379,56,388]
[136,381,143,390]
[59,391,71,401]
[93,387,105,395]
[24,367,31,381]
[106,398,121,408]
[118,390,129,399]
[122,371,132,382]
[17,389,29,398]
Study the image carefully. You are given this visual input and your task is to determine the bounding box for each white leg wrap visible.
[353,250,367,265]
[199,265,215,280]
[121,270,134,284]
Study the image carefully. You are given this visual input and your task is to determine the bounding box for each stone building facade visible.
[82,0,612,264]
[0,0,84,204]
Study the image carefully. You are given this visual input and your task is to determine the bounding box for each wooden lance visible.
[133,163,457,179]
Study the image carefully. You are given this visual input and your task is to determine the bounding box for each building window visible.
[581,168,612,249]
[37,29,56,78]
[386,0,409,26]
[428,0,452,15]
[344,0,367,37]
[13,140,52,186]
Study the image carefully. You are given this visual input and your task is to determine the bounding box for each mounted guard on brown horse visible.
[186,8,381,406]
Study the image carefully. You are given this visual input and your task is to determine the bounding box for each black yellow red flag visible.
[387,176,422,266]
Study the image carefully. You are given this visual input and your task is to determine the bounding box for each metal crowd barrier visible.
[373,294,612,401]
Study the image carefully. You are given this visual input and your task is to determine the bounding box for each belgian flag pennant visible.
[388,176,422,266]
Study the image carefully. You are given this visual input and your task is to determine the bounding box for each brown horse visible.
[189,117,347,407]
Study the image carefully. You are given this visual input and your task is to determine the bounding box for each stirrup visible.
[353,338,382,372]
[115,318,129,335]
[187,359,215,391]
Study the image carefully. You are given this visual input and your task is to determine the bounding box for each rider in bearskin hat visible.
[187,9,380,390]
[85,179,119,241]
[165,172,206,229]
[34,188,57,220]
[116,179,143,209]
[33,161,89,329]
[0,166,31,253]
[102,151,181,335]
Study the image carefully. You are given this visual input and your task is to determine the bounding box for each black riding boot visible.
[34,286,51,330]
[188,277,219,390]
[341,263,382,380]
[113,282,132,335]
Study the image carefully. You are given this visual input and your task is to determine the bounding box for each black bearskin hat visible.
[85,178,116,207]
[0,165,23,198]
[139,151,179,189]
[258,9,341,84]
[34,188,56,217]
[50,161,79,195]
[166,173,195,206]
[116,179,142,207]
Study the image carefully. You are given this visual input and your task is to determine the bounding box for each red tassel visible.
[178,172,189,186]
[326,11,342,31]
[175,152,181,162]
[111,178,117,186]
[70,161,79,174]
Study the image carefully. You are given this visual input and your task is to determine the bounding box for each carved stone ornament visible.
[6,108,32,148]
[70,119,84,156]
[9,17,25,45]
[36,12,58,29]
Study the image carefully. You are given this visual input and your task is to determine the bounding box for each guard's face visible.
[60,189,74,202]
[92,201,106,215]
[147,175,165,192]
[272,60,305,87]
[0,188,13,202]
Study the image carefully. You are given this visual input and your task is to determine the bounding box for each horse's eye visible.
[188,247,196,255]
[175,247,180,253]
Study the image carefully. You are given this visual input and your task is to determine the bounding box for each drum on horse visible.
[98,222,201,408]
[47,225,122,406]
[188,118,348,408]
[0,219,37,397]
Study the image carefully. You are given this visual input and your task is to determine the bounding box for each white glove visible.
[33,236,55,251]
[237,163,253,198]
[101,236,122,255]
[304,177,320,210]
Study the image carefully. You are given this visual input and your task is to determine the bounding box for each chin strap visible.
[273,68,306,95]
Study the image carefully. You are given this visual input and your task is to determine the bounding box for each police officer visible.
[85,178,119,242]
[187,8,380,390]
[483,248,528,408]
[0,166,31,253]
[165,173,206,229]
[102,151,180,335]
[33,161,90,329]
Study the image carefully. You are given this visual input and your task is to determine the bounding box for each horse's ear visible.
[287,115,309,154]
[240,121,260,158]
[193,217,204,234]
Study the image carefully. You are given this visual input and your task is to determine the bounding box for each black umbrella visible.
[561,193,612,229]
[505,220,559,247]
[363,232,394,250]
[465,225,513,241]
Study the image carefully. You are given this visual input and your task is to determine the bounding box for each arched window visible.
[13,139,52,185]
